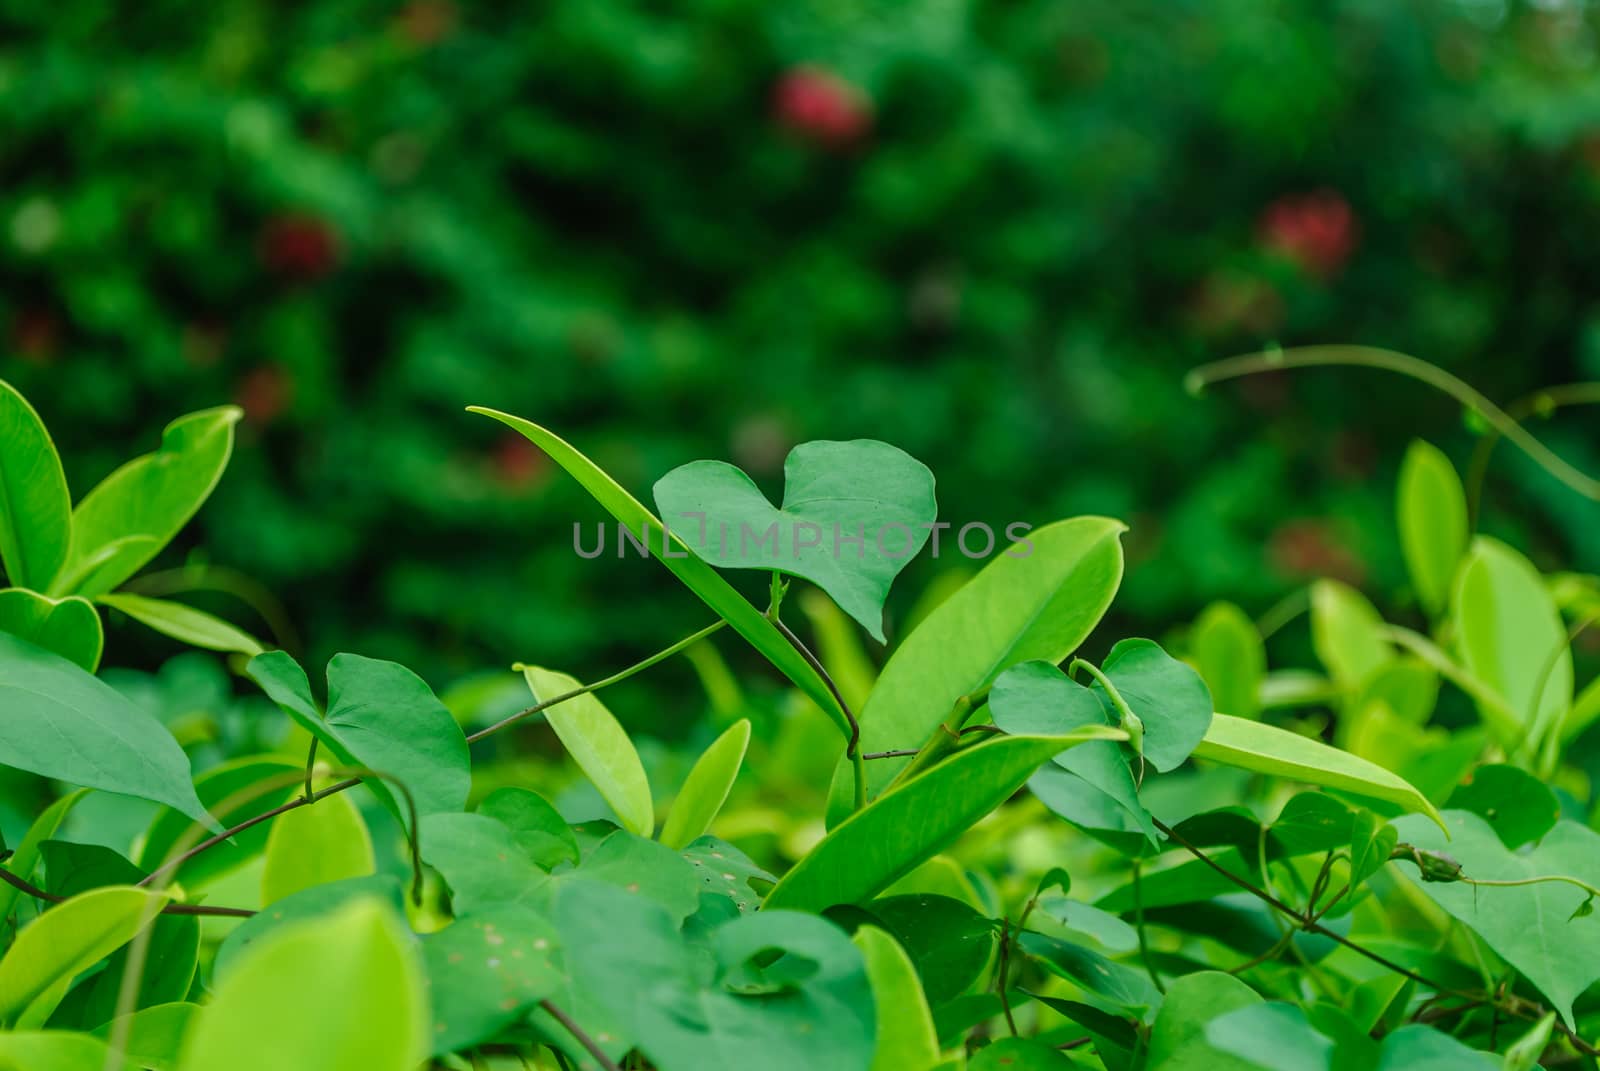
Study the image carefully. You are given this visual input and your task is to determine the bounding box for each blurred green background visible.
[5,0,1599,709]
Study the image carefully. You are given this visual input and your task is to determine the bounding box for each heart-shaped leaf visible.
[0,632,213,828]
[1092,638,1214,772]
[0,589,101,672]
[1392,810,1600,1026]
[55,406,240,599]
[653,440,936,640]
[0,380,71,591]
[1444,764,1559,849]
[421,905,563,1055]
[247,651,470,822]
[476,787,578,870]
[1146,971,1263,1069]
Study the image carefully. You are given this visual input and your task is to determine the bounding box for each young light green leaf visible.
[652,440,936,640]
[0,380,71,592]
[1190,601,1265,720]
[0,886,172,1028]
[1454,537,1572,749]
[261,790,375,905]
[853,925,941,1071]
[522,664,654,836]
[0,1030,132,1071]
[466,409,851,739]
[247,650,470,821]
[830,517,1126,820]
[137,757,299,890]
[1310,579,1391,691]
[94,1003,197,1071]
[0,632,213,827]
[213,876,406,981]
[96,593,263,656]
[56,406,241,599]
[1392,811,1600,1027]
[770,730,1122,913]
[177,899,428,1071]
[1092,638,1214,772]
[659,718,750,850]
[1192,714,1443,829]
[1397,440,1469,618]
[0,589,101,672]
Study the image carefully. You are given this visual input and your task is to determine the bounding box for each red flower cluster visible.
[773,66,872,147]
[259,213,342,280]
[1257,190,1358,279]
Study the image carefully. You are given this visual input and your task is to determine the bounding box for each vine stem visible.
[1186,345,1600,502]
[0,867,251,917]
[768,614,865,810]
[471,620,729,742]
[540,998,623,1071]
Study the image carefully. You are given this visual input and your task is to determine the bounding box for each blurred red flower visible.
[1268,518,1366,586]
[1257,190,1358,279]
[773,66,872,147]
[236,364,294,426]
[259,213,342,280]
[492,432,550,490]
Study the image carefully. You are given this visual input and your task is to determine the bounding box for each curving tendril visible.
[1185,346,1600,504]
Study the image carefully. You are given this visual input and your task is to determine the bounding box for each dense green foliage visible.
[5,0,1600,691]
[2,368,1599,1069]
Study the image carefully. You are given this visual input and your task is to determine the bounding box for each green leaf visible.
[93,1003,197,1071]
[0,789,87,926]
[1190,601,1265,719]
[420,813,549,913]
[0,632,213,827]
[1397,440,1469,618]
[213,876,405,980]
[682,836,776,914]
[1454,537,1572,747]
[660,718,750,850]
[1311,580,1391,691]
[969,1038,1078,1069]
[0,590,101,672]
[247,650,470,821]
[1444,764,1559,849]
[1375,1025,1499,1070]
[1205,1003,1332,1071]
[1392,810,1600,1027]
[0,380,71,591]
[1018,932,1159,1017]
[261,790,375,905]
[863,894,995,1007]
[476,787,578,870]
[96,593,262,656]
[989,661,1158,848]
[420,905,562,1056]
[652,440,937,640]
[137,757,299,889]
[1093,638,1214,772]
[465,410,851,739]
[853,925,941,1071]
[0,1030,132,1071]
[1192,714,1443,829]
[769,730,1122,913]
[831,516,1126,819]
[555,879,875,1071]
[177,898,427,1071]
[0,886,172,1028]
[1146,971,1263,1069]
[56,406,241,599]
[521,664,654,836]
[1348,810,1398,891]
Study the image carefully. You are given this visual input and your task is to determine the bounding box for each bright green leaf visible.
[521,664,654,836]
[969,1037,1077,1069]
[853,925,941,1071]
[771,730,1122,913]
[56,406,241,599]
[0,1030,131,1071]
[1397,440,1469,618]
[96,593,262,656]
[0,789,87,926]
[1192,714,1443,829]
[0,886,172,1028]
[213,876,405,981]
[1375,1024,1498,1070]
[1146,971,1263,1069]
[0,380,71,591]
[261,791,375,905]
[421,906,562,1056]
[652,440,936,640]
[1093,637,1214,772]
[660,718,750,850]
[0,632,213,827]
[1205,1003,1332,1071]
[137,757,299,890]
[465,410,851,739]
[1190,601,1265,720]
[0,590,101,672]
[1311,580,1391,691]
[177,899,427,1071]
[94,1003,196,1071]
[830,517,1126,820]
[476,787,578,870]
